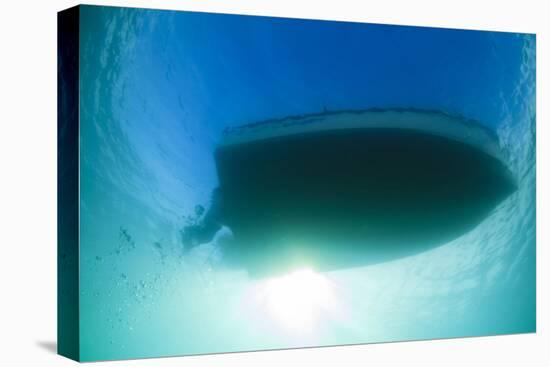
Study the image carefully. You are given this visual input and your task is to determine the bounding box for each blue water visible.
[78,5,535,361]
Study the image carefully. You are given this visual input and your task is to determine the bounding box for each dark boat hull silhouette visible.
[184,109,517,277]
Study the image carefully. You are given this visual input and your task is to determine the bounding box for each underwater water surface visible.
[77,5,535,361]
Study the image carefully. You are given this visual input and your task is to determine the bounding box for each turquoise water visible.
[77,5,536,361]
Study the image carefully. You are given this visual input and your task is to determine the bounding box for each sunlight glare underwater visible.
[256,269,343,332]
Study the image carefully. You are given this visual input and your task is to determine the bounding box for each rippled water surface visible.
[77,6,535,361]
